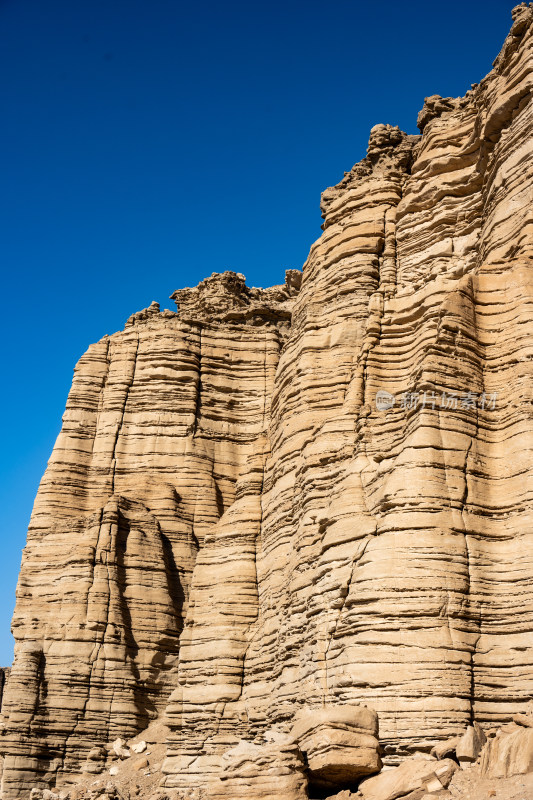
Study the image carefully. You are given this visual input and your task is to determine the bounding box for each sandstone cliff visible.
[1,5,532,799]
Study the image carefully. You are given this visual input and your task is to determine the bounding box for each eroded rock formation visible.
[1,5,532,799]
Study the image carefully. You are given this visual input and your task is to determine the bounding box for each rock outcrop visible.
[0,273,300,798]
[1,5,532,799]
[291,706,381,791]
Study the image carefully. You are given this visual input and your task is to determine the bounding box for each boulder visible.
[455,723,486,766]
[358,755,457,800]
[291,705,381,790]
[111,738,131,760]
[479,725,533,778]
[430,736,459,760]
[207,738,308,800]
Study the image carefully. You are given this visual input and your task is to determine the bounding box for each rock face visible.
[0,274,299,799]
[0,668,10,712]
[479,720,533,778]
[1,5,533,799]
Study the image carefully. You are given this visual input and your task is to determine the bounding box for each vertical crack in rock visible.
[110,335,140,494]
[192,326,202,438]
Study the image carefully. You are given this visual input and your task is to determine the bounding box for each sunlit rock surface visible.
[1,6,532,799]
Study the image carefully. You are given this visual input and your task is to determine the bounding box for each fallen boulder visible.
[111,738,131,760]
[358,754,457,800]
[291,704,381,790]
[455,722,486,767]
[430,736,459,760]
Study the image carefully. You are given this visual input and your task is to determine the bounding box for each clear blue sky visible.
[0,0,513,665]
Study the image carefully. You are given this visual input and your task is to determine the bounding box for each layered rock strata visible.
[1,5,532,799]
[0,274,299,798]
[164,5,533,795]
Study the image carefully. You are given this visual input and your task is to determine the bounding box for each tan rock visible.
[512,713,533,728]
[0,273,299,798]
[207,738,308,800]
[430,737,459,760]
[86,747,106,762]
[132,757,149,771]
[1,6,533,800]
[112,739,130,760]
[456,723,486,766]
[479,726,533,777]
[291,705,381,789]
[420,794,452,800]
[130,740,147,754]
[359,756,456,800]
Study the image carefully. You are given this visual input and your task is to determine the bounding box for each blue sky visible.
[0,0,513,665]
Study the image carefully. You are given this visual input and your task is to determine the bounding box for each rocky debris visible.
[131,741,147,754]
[430,737,460,761]
[291,705,381,790]
[23,719,533,800]
[82,747,108,775]
[429,724,488,769]
[112,740,131,760]
[358,755,457,800]
[1,5,533,799]
[207,737,308,800]
[29,787,127,800]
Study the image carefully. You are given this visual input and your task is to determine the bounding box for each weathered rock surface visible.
[291,705,380,790]
[479,723,533,778]
[456,723,487,767]
[0,272,300,798]
[358,755,456,800]
[207,737,308,800]
[1,5,533,799]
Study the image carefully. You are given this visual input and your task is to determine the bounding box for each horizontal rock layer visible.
[164,4,533,793]
[1,5,533,799]
[0,275,298,798]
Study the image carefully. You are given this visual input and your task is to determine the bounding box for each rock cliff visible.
[1,5,532,799]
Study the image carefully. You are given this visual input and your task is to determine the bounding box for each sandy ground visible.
[448,765,533,800]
